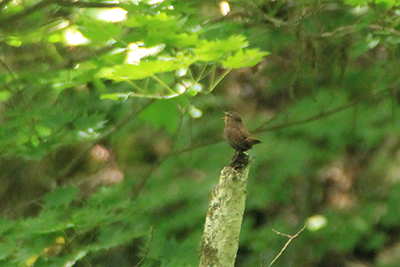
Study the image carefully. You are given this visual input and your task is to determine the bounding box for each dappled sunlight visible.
[175,83,187,94]
[94,7,128,23]
[2,0,22,9]
[49,19,70,32]
[307,215,327,231]
[175,67,188,77]
[6,0,399,266]
[125,43,166,64]
[219,1,230,16]
[63,27,91,46]
[148,0,165,4]
[189,105,202,118]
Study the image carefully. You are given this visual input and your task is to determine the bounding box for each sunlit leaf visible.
[0,91,11,102]
[222,49,269,68]
[193,35,248,61]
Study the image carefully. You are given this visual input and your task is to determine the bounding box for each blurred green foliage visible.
[2,0,400,266]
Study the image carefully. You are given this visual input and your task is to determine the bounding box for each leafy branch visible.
[168,87,393,156]
[0,0,118,25]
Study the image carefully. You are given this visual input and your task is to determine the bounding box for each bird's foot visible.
[230,151,249,170]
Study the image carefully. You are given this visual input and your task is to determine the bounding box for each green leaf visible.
[30,135,40,147]
[77,18,122,45]
[23,210,74,234]
[98,52,195,81]
[35,125,52,137]
[344,0,367,5]
[346,0,398,6]
[139,99,180,133]
[193,35,248,61]
[124,12,181,30]
[222,49,269,68]
[168,33,198,47]
[0,238,17,260]
[45,186,79,208]
[0,91,11,102]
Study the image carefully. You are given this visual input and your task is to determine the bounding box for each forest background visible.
[1,0,400,266]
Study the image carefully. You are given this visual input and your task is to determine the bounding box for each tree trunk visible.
[199,153,251,267]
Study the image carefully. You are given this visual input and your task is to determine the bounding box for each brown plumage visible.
[223,111,261,152]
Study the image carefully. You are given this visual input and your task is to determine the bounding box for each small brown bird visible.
[223,111,261,152]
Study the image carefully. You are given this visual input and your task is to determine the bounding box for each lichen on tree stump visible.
[199,152,251,267]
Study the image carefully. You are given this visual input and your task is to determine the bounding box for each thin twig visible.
[134,226,154,267]
[60,1,119,8]
[131,113,184,200]
[169,89,391,157]
[269,223,307,267]
[255,99,358,133]
[259,253,265,267]
[0,0,118,25]
[166,137,221,157]
[254,104,293,131]
[255,88,391,133]
[151,74,177,95]
[49,46,115,72]
[167,98,359,156]
[0,58,15,81]
[210,68,232,92]
[0,0,55,25]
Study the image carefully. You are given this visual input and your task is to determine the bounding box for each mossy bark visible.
[199,152,250,267]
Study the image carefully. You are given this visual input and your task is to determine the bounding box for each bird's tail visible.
[246,137,261,146]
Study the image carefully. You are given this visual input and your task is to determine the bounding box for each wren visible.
[223,111,261,152]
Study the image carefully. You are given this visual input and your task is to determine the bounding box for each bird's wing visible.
[239,125,251,139]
